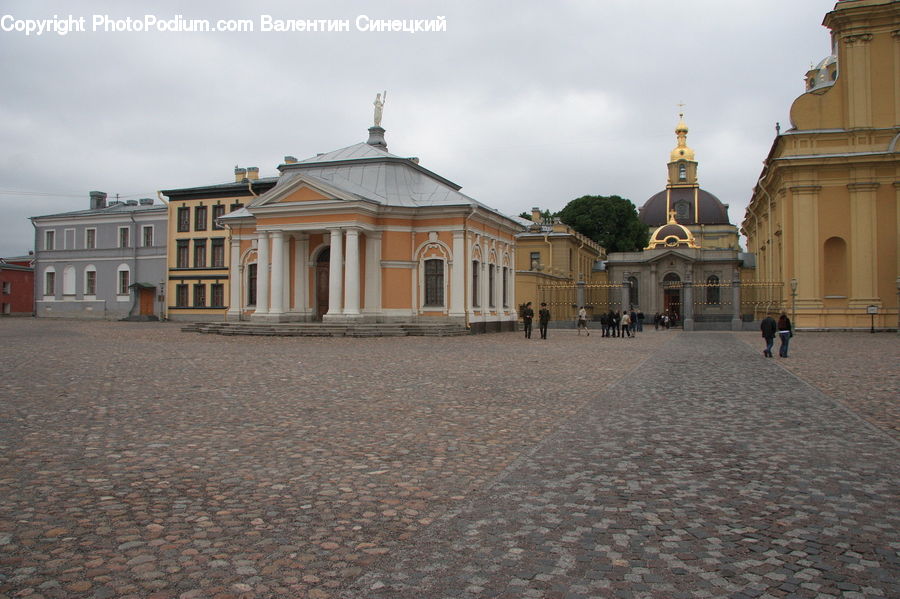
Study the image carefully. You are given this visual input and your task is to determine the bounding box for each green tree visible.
[557,195,648,252]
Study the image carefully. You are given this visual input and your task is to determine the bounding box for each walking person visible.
[637,311,644,332]
[760,312,776,357]
[621,310,632,337]
[577,306,590,336]
[611,310,620,337]
[522,302,534,339]
[538,302,551,340]
[600,311,609,337]
[777,311,793,357]
[629,309,637,335]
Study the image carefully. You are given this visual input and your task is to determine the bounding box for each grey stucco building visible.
[30,192,168,320]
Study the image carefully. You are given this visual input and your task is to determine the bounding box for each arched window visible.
[424,259,444,307]
[62,265,76,296]
[627,276,639,308]
[471,260,480,307]
[84,265,97,297]
[823,237,848,297]
[706,275,720,304]
[678,163,687,181]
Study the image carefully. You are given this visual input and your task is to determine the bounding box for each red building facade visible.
[0,256,34,315]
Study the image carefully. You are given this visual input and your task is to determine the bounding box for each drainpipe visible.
[129,210,138,318]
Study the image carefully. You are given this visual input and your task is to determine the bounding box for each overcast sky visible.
[0,0,839,257]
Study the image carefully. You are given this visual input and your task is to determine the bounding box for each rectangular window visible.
[118,270,130,295]
[472,260,479,307]
[210,283,225,307]
[530,251,540,270]
[175,284,188,307]
[118,226,130,248]
[230,202,244,212]
[142,225,154,247]
[85,228,96,249]
[193,284,206,307]
[85,271,97,296]
[45,230,55,250]
[194,206,207,231]
[177,206,190,232]
[64,228,75,249]
[211,238,225,267]
[2,281,11,294]
[488,264,495,308]
[176,240,189,268]
[247,263,257,306]
[502,266,509,307]
[424,259,443,307]
[212,204,225,230]
[193,239,207,268]
[45,271,55,295]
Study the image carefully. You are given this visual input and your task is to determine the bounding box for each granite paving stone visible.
[0,320,897,598]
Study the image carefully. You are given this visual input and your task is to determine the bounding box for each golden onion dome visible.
[670,112,695,161]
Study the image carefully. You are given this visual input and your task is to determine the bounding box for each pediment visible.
[253,174,363,209]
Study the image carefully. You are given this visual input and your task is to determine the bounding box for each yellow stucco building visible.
[515,208,606,322]
[743,0,899,330]
[162,168,276,321]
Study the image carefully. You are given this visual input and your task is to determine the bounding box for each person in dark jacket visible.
[522,302,534,339]
[777,312,792,357]
[760,313,777,357]
[538,302,551,340]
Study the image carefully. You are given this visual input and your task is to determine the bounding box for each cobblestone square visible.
[1,320,897,599]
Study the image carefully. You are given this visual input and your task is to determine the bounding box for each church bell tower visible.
[666,113,699,188]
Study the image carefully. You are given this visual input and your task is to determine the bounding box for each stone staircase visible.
[180,321,470,338]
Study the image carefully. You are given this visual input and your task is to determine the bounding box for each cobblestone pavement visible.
[736,332,899,440]
[344,332,899,599]
[1,321,897,599]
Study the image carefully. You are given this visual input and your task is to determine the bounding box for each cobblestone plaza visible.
[1,320,897,598]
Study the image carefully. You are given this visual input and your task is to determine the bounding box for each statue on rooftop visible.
[373,91,386,127]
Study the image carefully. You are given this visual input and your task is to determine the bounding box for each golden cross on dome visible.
[668,209,678,223]
[677,101,685,116]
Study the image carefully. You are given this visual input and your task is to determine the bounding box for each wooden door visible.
[139,287,154,316]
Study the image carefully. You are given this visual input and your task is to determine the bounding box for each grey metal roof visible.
[30,203,167,220]
[296,142,404,164]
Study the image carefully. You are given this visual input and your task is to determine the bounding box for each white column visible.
[282,234,291,313]
[255,231,270,316]
[508,246,516,314]
[343,228,361,316]
[227,238,241,320]
[450,231,465,317]
[327,228,343,316]
[269,230,285,317]
[364,232,382,315]
[294,233,309,314]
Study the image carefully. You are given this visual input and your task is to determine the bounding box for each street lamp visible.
[790,278,798,331]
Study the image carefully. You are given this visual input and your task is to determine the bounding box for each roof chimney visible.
[531,207,542,222]
[284,156,298,164]
[246,166,259,181]
[234,166,247,182]
[139,198,154,206]
[89,191,107,210]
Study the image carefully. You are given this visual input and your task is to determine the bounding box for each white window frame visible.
[118,226,130,249]
[44,266,56,297]
[142,225,154,248]
[85,228,97,249]
[420,257,447,310]
[44,230,55,251]
[84,265,97,298]
[116,264,130,299]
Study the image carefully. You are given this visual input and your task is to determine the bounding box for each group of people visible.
[520,301,551,339]
[760,311,793,357]
[596,309,643,337]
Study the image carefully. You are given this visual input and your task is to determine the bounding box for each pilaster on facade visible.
[226,238,242,320]
[364,231,382,317]
[842,32,874,129]
[847,182,881,307]
[789,185,824,308]
[449,230,465,318]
